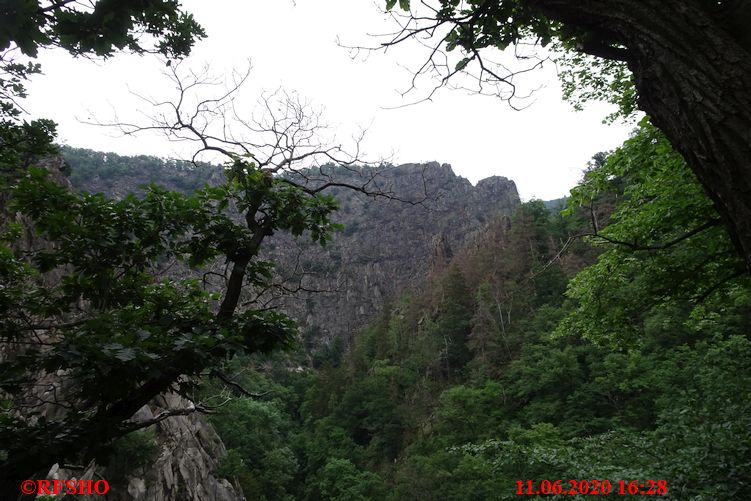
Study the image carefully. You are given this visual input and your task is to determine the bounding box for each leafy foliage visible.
[211,398,299,500]
[1,0,205,59]
[556,49,637,123]
[559,120,748,346]
[104,429,159,481]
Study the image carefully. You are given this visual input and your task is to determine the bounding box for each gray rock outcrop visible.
[112,394,242,501]
[260,162,520,346]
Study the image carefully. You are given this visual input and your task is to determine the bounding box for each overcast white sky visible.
[25,0,635,200]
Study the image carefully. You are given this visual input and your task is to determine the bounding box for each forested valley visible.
[57,124,751,499]
[2,1,751,500]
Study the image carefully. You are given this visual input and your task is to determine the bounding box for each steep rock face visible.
[259,162,521,345]
[57,151,520,495]
[63,153,521,346]
[40,397,241,501]
[113,394,242,501]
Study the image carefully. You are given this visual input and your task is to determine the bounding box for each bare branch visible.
[119,404,207,434]
[339,2,551,109]
[210,371,272,399]
[584,216,723,252]
[89,60,429,208]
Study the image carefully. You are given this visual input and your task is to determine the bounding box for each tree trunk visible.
[534,0,751,271]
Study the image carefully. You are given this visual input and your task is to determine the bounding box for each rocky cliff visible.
[112,394,242,501]
[261,162,520,346]
[63,149,521,347]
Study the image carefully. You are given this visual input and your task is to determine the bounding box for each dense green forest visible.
[61,146,220,195]
[195,122,751,500]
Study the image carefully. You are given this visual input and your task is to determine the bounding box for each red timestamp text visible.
[515,479,668,496]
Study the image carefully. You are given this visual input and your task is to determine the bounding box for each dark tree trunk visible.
[533,0,751,272]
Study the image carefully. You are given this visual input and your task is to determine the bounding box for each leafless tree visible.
[88,59,437,315]
[94,60,430,199]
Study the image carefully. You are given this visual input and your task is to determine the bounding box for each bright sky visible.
[25,0,635,200]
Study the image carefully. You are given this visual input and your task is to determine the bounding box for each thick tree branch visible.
[586,217,723,251]
[119,403,208,435]
[576,40,631,63]
[210,370,272,399]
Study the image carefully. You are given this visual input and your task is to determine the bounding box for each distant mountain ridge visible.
[61,145,224,196]
[61,146,521,346]
[543,196,568,212]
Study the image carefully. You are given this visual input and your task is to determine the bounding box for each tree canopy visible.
[1,0,204,58]
[0,146,348,494]
[0,0,204,193]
